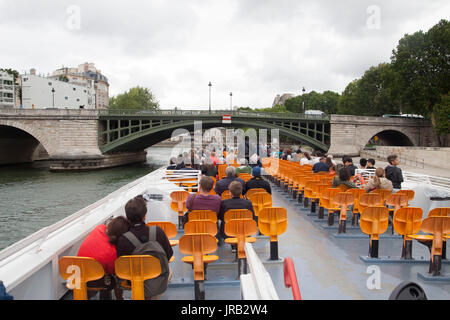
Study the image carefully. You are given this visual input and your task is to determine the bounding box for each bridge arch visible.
[0,120,56,153]
[100,119,329,153]
[356,126,417,150]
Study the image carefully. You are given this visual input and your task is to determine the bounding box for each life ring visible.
[353,174,366,186]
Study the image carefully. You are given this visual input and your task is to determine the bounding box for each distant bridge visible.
[0,109,439,170]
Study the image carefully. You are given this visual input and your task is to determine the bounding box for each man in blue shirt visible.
[312,157,330,173]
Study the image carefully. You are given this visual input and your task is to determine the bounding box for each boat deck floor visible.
[69,180,450,300]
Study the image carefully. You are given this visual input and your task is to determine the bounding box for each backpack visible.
[122,226,170,299]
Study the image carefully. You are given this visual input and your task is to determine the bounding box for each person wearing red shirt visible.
[77,216,130,300]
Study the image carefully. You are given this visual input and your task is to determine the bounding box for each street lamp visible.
[51,88,55,108]
[230,92,233,111]
[208,82,212,114]
[302,87,306,114]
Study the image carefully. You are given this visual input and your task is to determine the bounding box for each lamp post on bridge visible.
[230,92,233,112]
[301,87,306,114]
[51,88,55,108]
[208,81,212,114]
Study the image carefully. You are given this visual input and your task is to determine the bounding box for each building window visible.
[65,97,68,100]
[48,82,52,86]
[73,88,76,91]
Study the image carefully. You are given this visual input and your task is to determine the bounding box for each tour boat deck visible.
[64,178,449,301]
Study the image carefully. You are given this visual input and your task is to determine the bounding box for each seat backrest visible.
[247,192,272,215]
[115,255,162,300]
[238,173,252,182]
[346,188,366,201]
[332,192,354,207]
[185,220,218,236]
[359,193,383,208]
[225,219,257,259]
[146,221,177,239]
[360,206,389,240]
[170,190,190,214]
[188,210,218,223]
[246,188,268,198]
[385,193,409,211]
[218,164,227,180]
[421,216,450,257]
[396,189,415,202]
[370,189,392,203]
[179,233,218,280]
[393,207,423,237]
[221,189,232,200]
[59,256,105,300]
[428,207,450,217]
[337,184,350,192]
[258,207,288,241]
[224,209,253,223]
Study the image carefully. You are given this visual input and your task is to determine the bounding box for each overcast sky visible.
[0,0,448,109]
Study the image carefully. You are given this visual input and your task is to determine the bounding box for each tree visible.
[337,63,401,116]
[109,86,159,110]
[390,19,450,144]
[285,91,341,114]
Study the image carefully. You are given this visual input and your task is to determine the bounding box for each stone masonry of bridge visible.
[0,109,440,170]
[0,109,146,170]
[327,114,439,157]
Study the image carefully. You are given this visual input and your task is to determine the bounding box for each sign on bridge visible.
[222,114,232,124]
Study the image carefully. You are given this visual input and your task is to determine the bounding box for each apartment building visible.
[0,70,15,109]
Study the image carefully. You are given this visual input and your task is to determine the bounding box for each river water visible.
[0,146,173,251]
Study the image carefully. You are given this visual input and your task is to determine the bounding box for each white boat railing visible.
[403,172,450,190]
[240,243,279,300]
[163,170,202,193]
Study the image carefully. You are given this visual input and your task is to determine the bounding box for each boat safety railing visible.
[283,257,302,300]
[240,243,279,300]
[164,170,201,193]
[403,172,450,190]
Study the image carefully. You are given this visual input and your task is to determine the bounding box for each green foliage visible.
[0,68,20,85]
[109,86,159,110]
[337,63,400,116]
[284,91,340,114]
[434,94,450,135]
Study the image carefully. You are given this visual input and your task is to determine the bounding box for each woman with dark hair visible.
[77,216,130,299]
[332,167,357,189]
[326,157,336,174]
[300,152,313,165]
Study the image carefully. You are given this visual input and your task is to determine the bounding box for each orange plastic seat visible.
[370,189,392,205]
[182,182,198,193]
[246,188,268,198]
[420,216,450,276]
[346,188,366,225]
[146,221,179,247]
[359,193,383,215]
[225,219,258,260]
[224,209,254,223]
[218,164,227,180]
[170,190,190,229]
[179,234,218,282]
[386,193,409,212]
[238,173,252,182]
[337,184,350,192]
[59,256,105,300]
[115,255,162,300]
[259,207,287,260]
[396,189,415,204]
[247,192,272,218]
[185,220,218,236]
[360,206,390,258]
[320,188,342,224]
[393,207,424,259]
[221,190,232,200]
[332,192,354,233]
[188,210,218,223]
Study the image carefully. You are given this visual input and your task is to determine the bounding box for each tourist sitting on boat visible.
[235,158,252,175]
[332,167,358,189]
[342,156,358,177]
[201,158,218,178]
[326,157,336,174]
[219,181,256,247]
[116,196,173,299]
[77,216,130,300]
[359,158,367,169]
[185,176,221,222]
[214,166,246,196]
[364,167,393,192]
[385,154,404,190]
[367,158,376,169]
[167,157,177,170]
[245,166,271,195]
[313,157,330,173]
[300,152,313,165]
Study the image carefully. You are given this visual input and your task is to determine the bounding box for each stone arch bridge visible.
[0,109,438,170]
